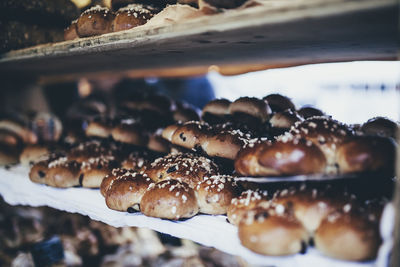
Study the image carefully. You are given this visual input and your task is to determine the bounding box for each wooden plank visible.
[0,0,397,80]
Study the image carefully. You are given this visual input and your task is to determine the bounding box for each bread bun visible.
[336,136,396,175]
[0,119,37,144]
[234,138,327,176]
[112,4,157,32]
[100,168,130,197]
[361,117,399,139]
[173,102,200,123]
[145,152,219,187]
[76,6,114,37]
[140,179,199,220]
[227,189,269,225]
[111,120,148,146]
[20,145,51,166]
[315,208,381,261]
[170,121,209,151]
[202,99,231,124]
[229,97,271,124]
[161,123,181,142]
[120,150,154,171]
[201,129,249,160]
[85,118,113,139]
[195,175,240,215]
[238,207,309,256]
[68,140,117,163]
[79,156,119,188]
[263,94,295,113]
[105,171,152,212]
[64,20,78,40]
[297,106,325,119]
[269,110,303,136]
[289,116,352,165]
[147,131,170,153]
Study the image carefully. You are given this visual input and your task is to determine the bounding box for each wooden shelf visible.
[0,0,397,81]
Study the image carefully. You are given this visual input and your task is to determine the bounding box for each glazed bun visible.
[202,99,231,124]
[140,179,199,220]
[105,171,152,212]
[79,156,119,188]
[336,136,396,175]
[145,152,219,187]
[201,129,249,160]
[195,175,240,215]
[170,121,209,151]
[315,209,381,261]
[173,102,200,123]
[120,150,154,171]
[76,6,114,37]
[297,106,325,119]
[112,4,157,32]
[85,119,113,139]
[19,145,51,166]
[64,20,78,40]
[234,138,327,176]
[229,97,271,124]
[147,131,170,153]
[100,168,130,197]
[361,117,399,139]
[269,110,303,136]
[0,119,37,144]
[227,189,269,225]
[263,94,295,113]
[238,207,309,256]
[289,116,352,165]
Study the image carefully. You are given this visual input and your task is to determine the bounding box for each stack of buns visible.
[1,90,395,263]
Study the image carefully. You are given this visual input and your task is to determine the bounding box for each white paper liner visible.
[0,165,383,266]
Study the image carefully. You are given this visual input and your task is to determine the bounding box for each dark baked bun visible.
[0,119,37,144]
[68,140,117,163]
[111,120,148,146]
[269,110,303,136]
[112,4,157,32]
[64,20,78,41]
[315,208,381,261]
[201,129,249,160]
[170,121,209,151]
[289,116,352,166]
[263,94,295,113]
[145,152,219,187]
[229,97,271,124]
[297,106,325,119]
[238,207,309,256]
[105,171,152,212]
[76,6,114,37]
[235,138,327,176]
[227,189,269,225]
[140,179,199,220]
[336,136,396,175]
[100,168,130,197]
[195,175,240,215]
[201,99,231,125]
[361,117,399,139]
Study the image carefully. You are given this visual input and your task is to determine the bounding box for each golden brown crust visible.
[140,179,199,219]
[234,138,327,176]
[315,210,381,261]
[336,136,396,175]
[202,99,231,124]
[111,121,148,146]
[112,4,157,32]
[120,150,153,171]
[238,207,309,256]
[19,144,50,166]
[147,132,170,153]
[85,120,113,139]
[79,156,120,188]
[105,171,152,212]
[195,175,240,215]
[76,6,114,38]
[297,106,325,119]
[161,123,181,142]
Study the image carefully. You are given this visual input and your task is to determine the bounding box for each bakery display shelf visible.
[0,164,380,267]
[0,0,397,81]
